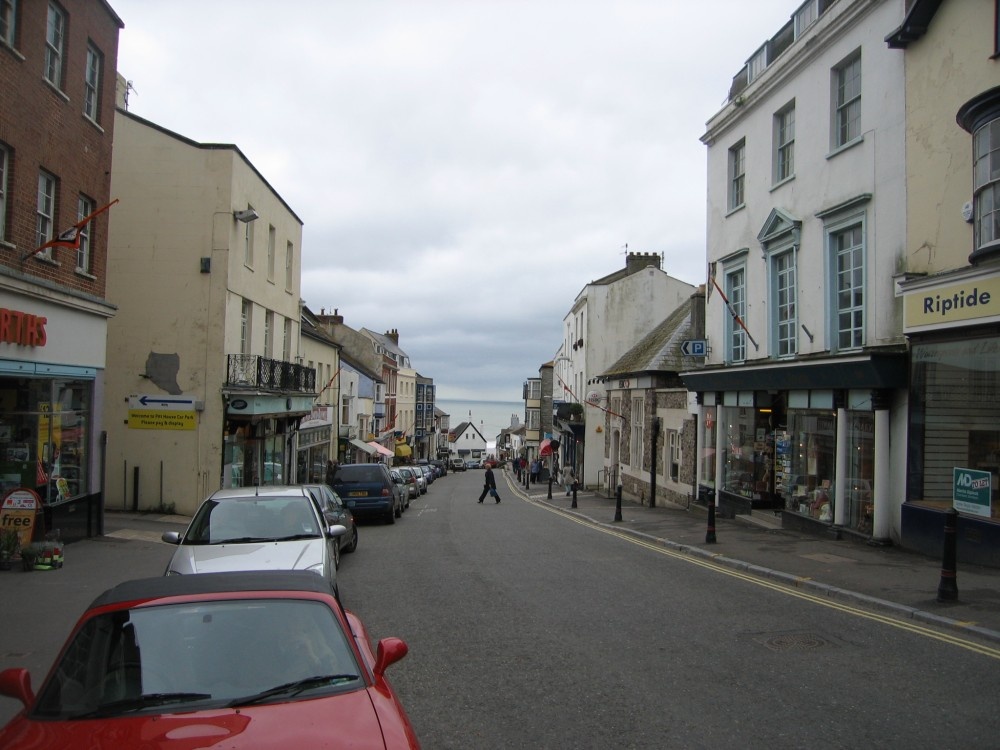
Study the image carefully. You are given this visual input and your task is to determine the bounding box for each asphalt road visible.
[3,471,998,747]
[345,470,1000,749]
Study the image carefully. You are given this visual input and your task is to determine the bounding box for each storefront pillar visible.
[871,391,892,544]
[834,407,848,527]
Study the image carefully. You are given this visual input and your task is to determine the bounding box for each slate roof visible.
[600,295,700,378]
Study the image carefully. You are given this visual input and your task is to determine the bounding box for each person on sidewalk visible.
[561,465,576,496]
[478,464,501,504]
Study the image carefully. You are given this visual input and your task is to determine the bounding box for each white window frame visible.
[793,0,819,38]
[833,52,862,150]
[526,408,540,430]
[668,430,680,482]
[771,249,797,358]
[240,299,253,355]
[773,102,795,184]
[630,397,644,468]
[267,224,276,281]
[728,140,746,212]
[44,2,65,89]
[243,206,255,267]
[283,318,292,361]
[36,170,56,259]
[84,43,102,122]
[77,194,93,272]
[973,116,1000,254]
[285,240,294,290]
[828,216,866,351]
[746,45,767,84]
[263,309,273,358]
[1,0,17,48]
[725,264,747,363]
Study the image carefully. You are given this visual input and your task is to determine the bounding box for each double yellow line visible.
[531,496,1000,660]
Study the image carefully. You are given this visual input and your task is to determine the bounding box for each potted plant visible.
[0,528,19,570]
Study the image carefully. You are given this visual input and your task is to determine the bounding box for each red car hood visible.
[0,689,399,749]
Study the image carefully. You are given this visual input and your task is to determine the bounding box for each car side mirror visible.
[161,531,182,545]
[0,668,34,708]
[373,637,408,678]
[326,524,348,539]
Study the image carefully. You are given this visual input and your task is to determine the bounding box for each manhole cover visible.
[756,632,831,652]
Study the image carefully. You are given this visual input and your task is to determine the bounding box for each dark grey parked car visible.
[329,463,402,524]
[303,483,358,566]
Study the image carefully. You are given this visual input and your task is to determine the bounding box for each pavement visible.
[501,471,1000,646]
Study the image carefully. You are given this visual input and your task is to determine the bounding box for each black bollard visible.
[706,493,717,544]
[614,483,623,522]
[547,477,553,500]
[524,469,529,491]
[937,508,959,602]
[571,481,578,509]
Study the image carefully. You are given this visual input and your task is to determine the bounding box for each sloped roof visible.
[600,296,700,378]
[449,421,487,443]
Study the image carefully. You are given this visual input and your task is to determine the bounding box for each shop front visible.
[221,393,315,489]
[0,288,113,542]
[684,352,906,540]
[899,267,1000,566]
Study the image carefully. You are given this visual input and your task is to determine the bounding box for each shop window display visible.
[720,406,777,507]
[0,378,90,504]
[783,411,835,520]
[909,337,1000,519]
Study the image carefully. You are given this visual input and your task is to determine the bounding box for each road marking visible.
[529,498,1000,661]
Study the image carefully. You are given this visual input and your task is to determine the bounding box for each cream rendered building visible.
[888,0,1000,565]
[104,105,313,515]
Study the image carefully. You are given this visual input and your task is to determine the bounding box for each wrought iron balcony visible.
[226,354,316,393]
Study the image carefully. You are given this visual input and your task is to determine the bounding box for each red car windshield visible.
[32,598,362,719]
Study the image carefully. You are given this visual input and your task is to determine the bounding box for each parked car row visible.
[0,476,421,747]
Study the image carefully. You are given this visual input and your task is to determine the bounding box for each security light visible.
[233,208,259,223]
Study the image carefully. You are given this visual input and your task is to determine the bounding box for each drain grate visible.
[756,632,831,652]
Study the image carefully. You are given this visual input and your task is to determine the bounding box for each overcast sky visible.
[111,0,795,401]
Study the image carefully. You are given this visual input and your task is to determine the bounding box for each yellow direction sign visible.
[128,395,197,431]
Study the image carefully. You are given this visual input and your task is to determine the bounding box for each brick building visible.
[0,1,122,538]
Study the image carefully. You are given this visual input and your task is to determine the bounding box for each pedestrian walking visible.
[562,465,576,496]
[530,458,540,483]
[325,459,337,486]
[478,464,501,504]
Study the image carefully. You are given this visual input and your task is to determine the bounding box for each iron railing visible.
[226,354,316,393]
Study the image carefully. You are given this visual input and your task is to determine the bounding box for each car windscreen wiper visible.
[208,536,275,544]
[270,533,320,541]
[70,692,213,718]
[227,674,359,707]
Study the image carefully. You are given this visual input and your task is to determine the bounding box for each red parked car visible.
[0,571,420,749]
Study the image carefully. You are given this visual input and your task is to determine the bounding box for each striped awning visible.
[349,438,376,455]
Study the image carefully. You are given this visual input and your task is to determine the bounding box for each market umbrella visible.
[539,439,552,457]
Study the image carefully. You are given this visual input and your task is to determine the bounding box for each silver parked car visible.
[395,466,420,503]
[161,486,347,594]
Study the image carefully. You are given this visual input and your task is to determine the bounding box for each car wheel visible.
[394,498,402,518]
[344,527,358,553]
[386,506,396,524]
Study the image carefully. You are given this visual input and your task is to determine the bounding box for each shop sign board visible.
[953,467,992,518]
[1,488,40,549]
[128,394,197,431]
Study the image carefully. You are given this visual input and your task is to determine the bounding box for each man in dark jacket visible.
[478,464,500,504]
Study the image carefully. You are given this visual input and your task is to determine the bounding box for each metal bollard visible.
[572,481,578,509]
[937,508,959,602]
[524,469,529,491]
[614,483,623,522]
[706,493,717,543]
[547,477,553,500]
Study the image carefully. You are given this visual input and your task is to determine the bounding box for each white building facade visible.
[684,0,909,542]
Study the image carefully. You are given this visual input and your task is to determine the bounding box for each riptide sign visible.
[953,467,992,518]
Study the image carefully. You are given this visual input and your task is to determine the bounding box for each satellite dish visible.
[586,390,603,404]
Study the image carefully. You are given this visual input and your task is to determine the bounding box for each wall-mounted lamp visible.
[233,208,259,223]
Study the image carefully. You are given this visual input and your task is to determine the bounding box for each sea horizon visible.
[437,398,522,448]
